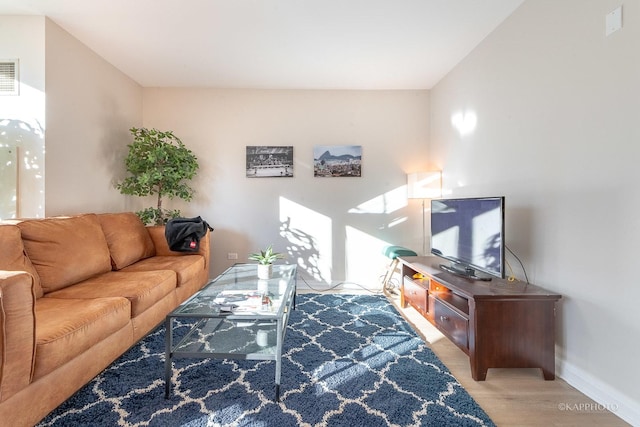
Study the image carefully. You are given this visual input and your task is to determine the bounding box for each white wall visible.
[0,16,46,218]
[430,0,640,424]
[14,5,636,421]
[44,19,142,216]
[142,89,430,285]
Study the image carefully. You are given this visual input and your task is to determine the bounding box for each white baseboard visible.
[559,360,639,426]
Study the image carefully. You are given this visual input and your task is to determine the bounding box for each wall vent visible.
[0,60,19,95]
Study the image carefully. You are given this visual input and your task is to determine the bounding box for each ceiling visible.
[0,0,524,90]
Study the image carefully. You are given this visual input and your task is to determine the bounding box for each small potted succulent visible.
[249,245,284,279]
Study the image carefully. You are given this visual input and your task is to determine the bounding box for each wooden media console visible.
[398,256,561,381]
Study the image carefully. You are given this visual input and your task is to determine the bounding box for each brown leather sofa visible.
[0,212,211,427]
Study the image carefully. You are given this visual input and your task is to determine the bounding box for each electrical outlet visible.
[227,252,238,260]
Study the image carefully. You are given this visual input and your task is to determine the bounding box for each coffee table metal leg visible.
[275,317,283,401]
[164,317,172,399]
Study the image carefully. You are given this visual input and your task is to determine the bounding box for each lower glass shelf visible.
[173,318,278,358]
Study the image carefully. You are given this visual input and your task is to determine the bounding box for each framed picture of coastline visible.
[313,145,362,177]
[246,146,294,178]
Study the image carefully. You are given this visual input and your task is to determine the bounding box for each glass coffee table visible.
[164,263,297,401]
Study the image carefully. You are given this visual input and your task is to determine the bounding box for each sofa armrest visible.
[0,271,36,403]
[146,226,211,270]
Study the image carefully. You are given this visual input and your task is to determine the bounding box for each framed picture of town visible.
[246,146,294,178]
[313,145,362,177]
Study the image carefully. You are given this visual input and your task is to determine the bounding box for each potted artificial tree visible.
[249,245,284,279]
[116,127,199,225]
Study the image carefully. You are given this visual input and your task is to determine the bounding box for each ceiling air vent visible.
[0,60,19,95]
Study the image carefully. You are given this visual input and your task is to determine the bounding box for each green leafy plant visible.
[116,127,199,225]
[248,245,285,265]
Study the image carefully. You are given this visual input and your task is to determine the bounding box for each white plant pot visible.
[257,264,272,280]
[256,329,269,347]
[257,279,269,294]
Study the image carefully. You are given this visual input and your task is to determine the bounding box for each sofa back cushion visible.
[0,224,44,298]
[17,214,112,294]
[98,212,156,270]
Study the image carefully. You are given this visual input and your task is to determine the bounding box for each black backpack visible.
[164,216,213,252]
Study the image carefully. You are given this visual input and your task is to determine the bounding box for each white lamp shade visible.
[407,171,442,199]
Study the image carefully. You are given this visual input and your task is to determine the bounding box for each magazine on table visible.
[214,290,272,312]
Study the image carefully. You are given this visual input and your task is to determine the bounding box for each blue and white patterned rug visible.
[37,293,494,426]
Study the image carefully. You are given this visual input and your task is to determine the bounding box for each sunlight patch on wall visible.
[348,184,407,215]
[451,110,477,136]
[0,78,46,218]
[387,216,408,228]
[279,196,332,283]
[345,225,391,288]
[0,146,17,218]
[0,116,44,218]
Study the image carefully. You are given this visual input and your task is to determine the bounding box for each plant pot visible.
[257,264,272,280]
[257,279,269,294]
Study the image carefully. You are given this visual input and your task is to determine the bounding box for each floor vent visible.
[0,60,19,95]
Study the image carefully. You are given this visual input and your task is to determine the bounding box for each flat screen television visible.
[430,196,505,280]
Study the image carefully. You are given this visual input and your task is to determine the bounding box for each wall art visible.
[246,146,294,178]
[313,145,362,177]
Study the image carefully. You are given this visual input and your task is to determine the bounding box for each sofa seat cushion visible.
[17,214,113,294]
[44,270,176,318]
[0,224,43,298]
[33,296,131,380]
[121,255,205,288]
[98,213,155,270]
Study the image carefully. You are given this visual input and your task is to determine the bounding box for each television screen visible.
[430,196,505,279]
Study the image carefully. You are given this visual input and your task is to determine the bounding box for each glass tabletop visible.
[170,263,297,320]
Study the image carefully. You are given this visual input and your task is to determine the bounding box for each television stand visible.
[398,256,561,381]
[439,263,493,281]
